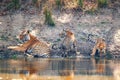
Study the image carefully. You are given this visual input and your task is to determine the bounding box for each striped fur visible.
[91,38,106,56]
[59,29,77,55]
[8,30,50,57]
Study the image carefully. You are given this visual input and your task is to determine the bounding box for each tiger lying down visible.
[8,30,50,58]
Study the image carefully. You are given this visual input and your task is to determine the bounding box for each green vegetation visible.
[0,0,115,15]
[7,0,20,10]
[105,52,113,59]
[78,0,83,8]
[98,0,108,8]
[44,7,55,26]
[13,0,20,9]
[55,0,62,10]
[0,35,8,41]
[32,0,38,4]
[7,2,15,10]
[11,54,17,59]
[32,0,39,8]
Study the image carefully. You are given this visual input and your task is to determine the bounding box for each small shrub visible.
[55,0,62,10]
[105,52,113,59]
[78,0,83,8]
[98,0,108,8]
[13,0,20,9]
[79,0,98,14]
[11,54,17,59]
[32,0,38,4]
[0,35,8,41]
[44,7,55,26]
[7,0,20,10]
[7,2,14,10]
[32,0,40,8]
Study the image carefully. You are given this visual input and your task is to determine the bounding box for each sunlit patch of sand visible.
[56,13,73,23]
[114,69,120,80]
[0,22,2,25]
[114,29,120,44]
[0,77,3,79]
[0,73,114,80]
[111,63,120,80]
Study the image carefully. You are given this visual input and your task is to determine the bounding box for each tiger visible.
[58,29,78,57]
[91,38,106,57]
[8,30,50,57]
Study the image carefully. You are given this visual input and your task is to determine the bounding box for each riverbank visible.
[0,1,120,58]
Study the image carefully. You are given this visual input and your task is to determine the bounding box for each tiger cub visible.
[8,30,50,57]
[59,29,78,56]
[91,38,106,57]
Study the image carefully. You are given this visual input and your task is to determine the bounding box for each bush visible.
[32,0,40,8]
[44,7,55,26]
[55,0,62,10]
[32,0,38,4]
[78,0,83,8]
[0,35,8,41]
[98,0,108,8]
[7,0,20,10]
[13,0,20,9]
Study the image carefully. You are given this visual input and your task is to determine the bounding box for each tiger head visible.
[96,38,106,53]
[59,29,74,38]
[19,30,31,43]
[97,38,105,47]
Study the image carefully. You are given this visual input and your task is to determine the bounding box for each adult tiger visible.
[8,30,50,57]
[91,38,106,57]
